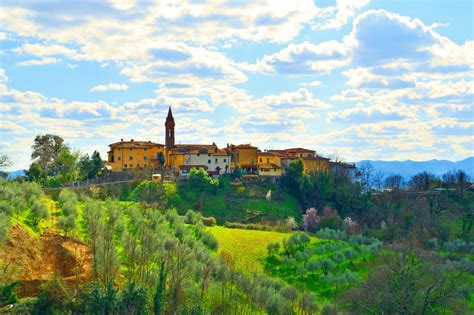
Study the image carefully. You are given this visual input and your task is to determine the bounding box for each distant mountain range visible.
[354,157,474,181]
[5,170,25,179]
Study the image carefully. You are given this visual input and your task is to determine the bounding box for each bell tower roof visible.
[166,106,174,121]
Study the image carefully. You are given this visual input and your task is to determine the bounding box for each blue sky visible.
[0,0,473,171]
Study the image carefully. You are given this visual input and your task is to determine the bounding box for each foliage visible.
[342,244,474,314]
[188,167,219,194]
[0,281,19,307]
[303,207,320,231]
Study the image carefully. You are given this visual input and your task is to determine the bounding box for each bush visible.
[223,222,273,231]
[201,231,219,251]
[0,281,19,307]
[201,216,216,227]
[319,215,343,231]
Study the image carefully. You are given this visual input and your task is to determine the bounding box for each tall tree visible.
[31,134,68,175]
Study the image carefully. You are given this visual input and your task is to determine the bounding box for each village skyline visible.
[1,0,473,171]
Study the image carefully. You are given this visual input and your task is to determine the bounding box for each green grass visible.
[208,226,290,272]
[173,183,302,224]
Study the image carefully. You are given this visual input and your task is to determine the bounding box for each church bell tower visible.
[165,106,175,150]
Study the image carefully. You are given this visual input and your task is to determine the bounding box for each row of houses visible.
[105,107,358,180]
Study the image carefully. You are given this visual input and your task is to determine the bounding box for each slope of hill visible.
[355,157,474,181]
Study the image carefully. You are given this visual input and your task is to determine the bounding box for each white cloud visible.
[256,41,349,75]
[328,103,415,123]
[300,80,322,87]
[18,57,61,66]
[0,120,28,134]
[256,88,332,109]
[312,0,371,30]
[90,83,129,92]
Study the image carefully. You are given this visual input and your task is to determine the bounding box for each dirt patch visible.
[0,224,93,297]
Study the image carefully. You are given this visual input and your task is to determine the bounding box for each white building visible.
[177,144,231,176]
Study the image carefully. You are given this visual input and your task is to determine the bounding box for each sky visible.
[0,0,473,171]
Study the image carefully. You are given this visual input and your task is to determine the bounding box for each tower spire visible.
[165,106,175,150]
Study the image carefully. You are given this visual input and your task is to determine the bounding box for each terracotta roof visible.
[285,147,316,153]
[171,144,218,154]
[109,140,164,148]
[330,162,356,169]
[282,155,330,161]
[229,144,258,149]
[258,163,281,169]
[257,151,278,156]
[213,150,230,156]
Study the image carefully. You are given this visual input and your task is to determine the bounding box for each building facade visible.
[106,139,165,171]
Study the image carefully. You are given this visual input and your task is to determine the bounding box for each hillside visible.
[355,157,474,180]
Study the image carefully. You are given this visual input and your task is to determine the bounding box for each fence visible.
[63,167,176,188]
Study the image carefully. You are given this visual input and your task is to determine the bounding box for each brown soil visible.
[0,224,93,297]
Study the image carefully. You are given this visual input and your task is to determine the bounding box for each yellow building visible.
[257,151,282,177]
[228,144,258,174]
[281,156,330,174]
[106,139,165,171]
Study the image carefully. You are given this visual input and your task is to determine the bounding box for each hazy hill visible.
[6,169,25,179]
[354,157,474,181]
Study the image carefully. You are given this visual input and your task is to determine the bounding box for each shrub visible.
[267,242,280,257]
[303,208,320,231]
[223,222,273,231]
[285,216,298,230]
[201,216,217,227]
[0,281,19,307]
[201,231,219,251]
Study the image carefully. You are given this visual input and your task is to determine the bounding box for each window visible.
[215,158,218,163]
[224,159,227,162]
[208,159,211,164]
[118,156,121,160]
[208,153,211,157]
[137,164,140,167]
[197,153,200,156]
[144,156,147,160]
[124,164,127,167]
[259,158,263,163]
[129,156,133,161]
[118,148,121,151]
[267,158,270,163]
[144,148,147,151]
[130,148,133,151]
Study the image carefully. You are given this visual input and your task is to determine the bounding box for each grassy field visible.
[208,226,291,271]
[170,181,302,224]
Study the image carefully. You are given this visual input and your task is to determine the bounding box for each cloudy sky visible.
[0,0,473,171]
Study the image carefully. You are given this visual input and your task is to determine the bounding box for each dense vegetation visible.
[1,137,473,314]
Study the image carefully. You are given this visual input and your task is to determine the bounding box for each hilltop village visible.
[106,107,358,180]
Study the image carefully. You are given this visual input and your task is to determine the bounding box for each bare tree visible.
[385,174,403,190]
[358,161,374,192]
[0,154,10,168]
[373,169,385,191]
